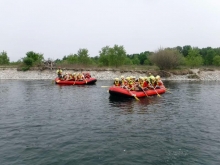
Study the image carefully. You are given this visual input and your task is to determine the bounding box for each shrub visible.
[23,57,33,66]
[149,48,184,70]
[21,66,30,71]
[213,55,220,66]
[185,48,203,67]
[0,51,10,65]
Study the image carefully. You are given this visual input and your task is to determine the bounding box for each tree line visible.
[1,45,220,70]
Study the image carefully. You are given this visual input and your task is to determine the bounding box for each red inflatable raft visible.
[55,77,97,85]
[109,85,166,98]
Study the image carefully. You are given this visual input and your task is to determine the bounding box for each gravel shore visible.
[1,68,220,81]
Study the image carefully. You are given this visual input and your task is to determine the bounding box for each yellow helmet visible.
[156,75,160,80]
[139,77,144,81]
[129,80,133,84]
[151,76,155,80]
[121,75,124,79]
[125,77,130,80]
[115,78,119,81]
[145,77,150,82]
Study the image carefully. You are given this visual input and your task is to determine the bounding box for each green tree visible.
[0,51,10,65]
[185,48,203,67]
[91,56,99,65]
[123,57,133,65]
[205,49,216,65]
[26,51,44,65]
[149,48,184,70]
[65,54,78,64]
[138,51,150,65]
[132,55,140,65]
[182,45,192,57]
[199,47,216,65]
[213,55,220,66]
[144,59,150,65]
[99,46,110,66]
[23,57,33,66]
[77,48,91,65]
[175,46,182,54]
[108,45,126,68]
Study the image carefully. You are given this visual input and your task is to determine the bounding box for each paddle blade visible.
[134,96,140,101]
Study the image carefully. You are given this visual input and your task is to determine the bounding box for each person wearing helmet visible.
[69,73,73,80]
[122,77,130,88]
[143,77,150,89]
[147,74,155,89]
[64,72,70,80]
[155,75,163,88]
[113,78,120,86]
[125,77,130,81]
[132,76,136,82]
[72,73,77,81]
[120,75,126,86]
[56,67,63,79]
[83,72,91,79]
[151,76,156,83]
[128,78,135,91]
[137,77,146,90]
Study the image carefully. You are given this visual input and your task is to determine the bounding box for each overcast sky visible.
[1,0,219,62]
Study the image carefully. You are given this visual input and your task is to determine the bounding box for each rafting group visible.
[56,67,91,81]
[55,67,97,85]
[112,73,163,91]
[108,73,166,98]
[55,67,166,98]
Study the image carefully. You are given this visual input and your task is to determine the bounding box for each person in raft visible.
[56,67,63,79]
[127,78,135,90]
[77,73,86,81]
[147,73,156,89]
[154,75,163,88]
[120,76,126,86]
[137,77,148,90]
[113,78,121,86]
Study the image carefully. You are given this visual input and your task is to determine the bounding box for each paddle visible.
[164,88,172,94]
[73,79,76,85]
[101,86,111,88]
[139,86,149,97]
[153,87,161,97]
[124,86,139,101]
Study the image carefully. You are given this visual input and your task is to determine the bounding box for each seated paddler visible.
[155,75,163,88]
[138,77,147,90]
[113,78,121,86]
[120,75,126,87]
[148,73,156,89]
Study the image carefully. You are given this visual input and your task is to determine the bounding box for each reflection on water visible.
[109,93,168,115]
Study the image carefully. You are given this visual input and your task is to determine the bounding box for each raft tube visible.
[55,77,97,85]
[109,85,166,98]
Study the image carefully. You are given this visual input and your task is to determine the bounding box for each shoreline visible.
[1,68,220,81]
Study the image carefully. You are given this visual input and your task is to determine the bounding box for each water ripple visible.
[1,80,220,164]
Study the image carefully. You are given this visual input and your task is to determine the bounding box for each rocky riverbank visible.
[0,68,220,81]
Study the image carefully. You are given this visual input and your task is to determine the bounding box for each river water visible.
[0,80,220,165]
